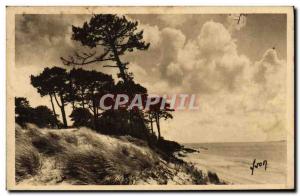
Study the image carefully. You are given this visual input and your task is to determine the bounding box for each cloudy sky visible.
[15,13,287,143]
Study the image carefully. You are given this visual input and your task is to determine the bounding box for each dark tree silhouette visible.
[97,109,149,140]
[30,69,58,123]
[15,97,33,126]
[61,14,154,138]
[114,80,147,96]
[33,106,59,128]
[70,68,90,108]
[15,97,59,128]
[83,70,114,125]
[58,14,177,144]
[69,108,93,127]
[61,14,150,84]
[69,69,114,115]
[31,67,71,128]
[113,80,149,134]
[15,97,30,108]
[69,68,93,109]
[148,97,174,139]
[145,112,154,134]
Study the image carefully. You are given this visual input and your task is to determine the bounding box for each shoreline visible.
[175,146,227,185]
[178,142,287,185]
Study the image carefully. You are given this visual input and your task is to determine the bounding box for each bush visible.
[69,108,93,128]
[185,164,206,184]
[207,171,221,184]
[15,97,59,128]
[95,110,149,141]
[156,138,182,155]
[15,97,34,127]
[32,106,59,128]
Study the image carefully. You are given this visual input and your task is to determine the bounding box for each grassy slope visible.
[15,124,221,185]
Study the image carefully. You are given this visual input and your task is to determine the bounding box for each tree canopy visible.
[61,14,150,83]
[31,67,71,127]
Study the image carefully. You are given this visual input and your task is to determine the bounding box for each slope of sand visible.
[16,124,210,185]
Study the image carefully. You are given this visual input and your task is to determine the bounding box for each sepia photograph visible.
[6,6,294,190]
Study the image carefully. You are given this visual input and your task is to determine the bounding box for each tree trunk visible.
[155,114,161,139]
[111,45,128,83]
[71,101,75,110]
[60,96,68,128]
[149,113,154,134]
[49,94,58,127]
[49,94,57,117]
[150,118,153,134]
[92,99,98,129]
[93,114,97,129]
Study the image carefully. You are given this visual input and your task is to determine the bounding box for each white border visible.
[1,0,298,195]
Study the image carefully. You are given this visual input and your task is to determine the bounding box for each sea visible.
[183,141,287,185]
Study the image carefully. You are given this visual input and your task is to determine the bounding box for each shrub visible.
[15,97,34,127]
[69,108,93,128]
[180,162,206,185]
[207,171,221,184]
[156,138,182,155]
[95,110,149,141]
[15,97,59,128]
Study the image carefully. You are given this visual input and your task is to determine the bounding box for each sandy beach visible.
[182,141,287,185]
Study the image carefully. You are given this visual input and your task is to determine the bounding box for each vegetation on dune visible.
[15,124,211,185]
[15,125,41,182]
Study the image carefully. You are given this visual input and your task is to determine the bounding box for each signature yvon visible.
[250,159,267,175]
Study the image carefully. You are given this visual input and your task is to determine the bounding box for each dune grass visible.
[15,125,41,182]
[15,124,211,185]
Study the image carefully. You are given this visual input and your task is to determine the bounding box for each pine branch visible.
[60,50,114,66]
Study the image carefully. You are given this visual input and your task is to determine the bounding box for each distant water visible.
[184,141,287,185]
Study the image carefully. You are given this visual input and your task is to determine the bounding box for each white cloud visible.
[161,27,186,54]
[130,20,287,142]
[177,41,200,71]
[166,62,184,85]
[170,21,251,94]
[198,21,235,55]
